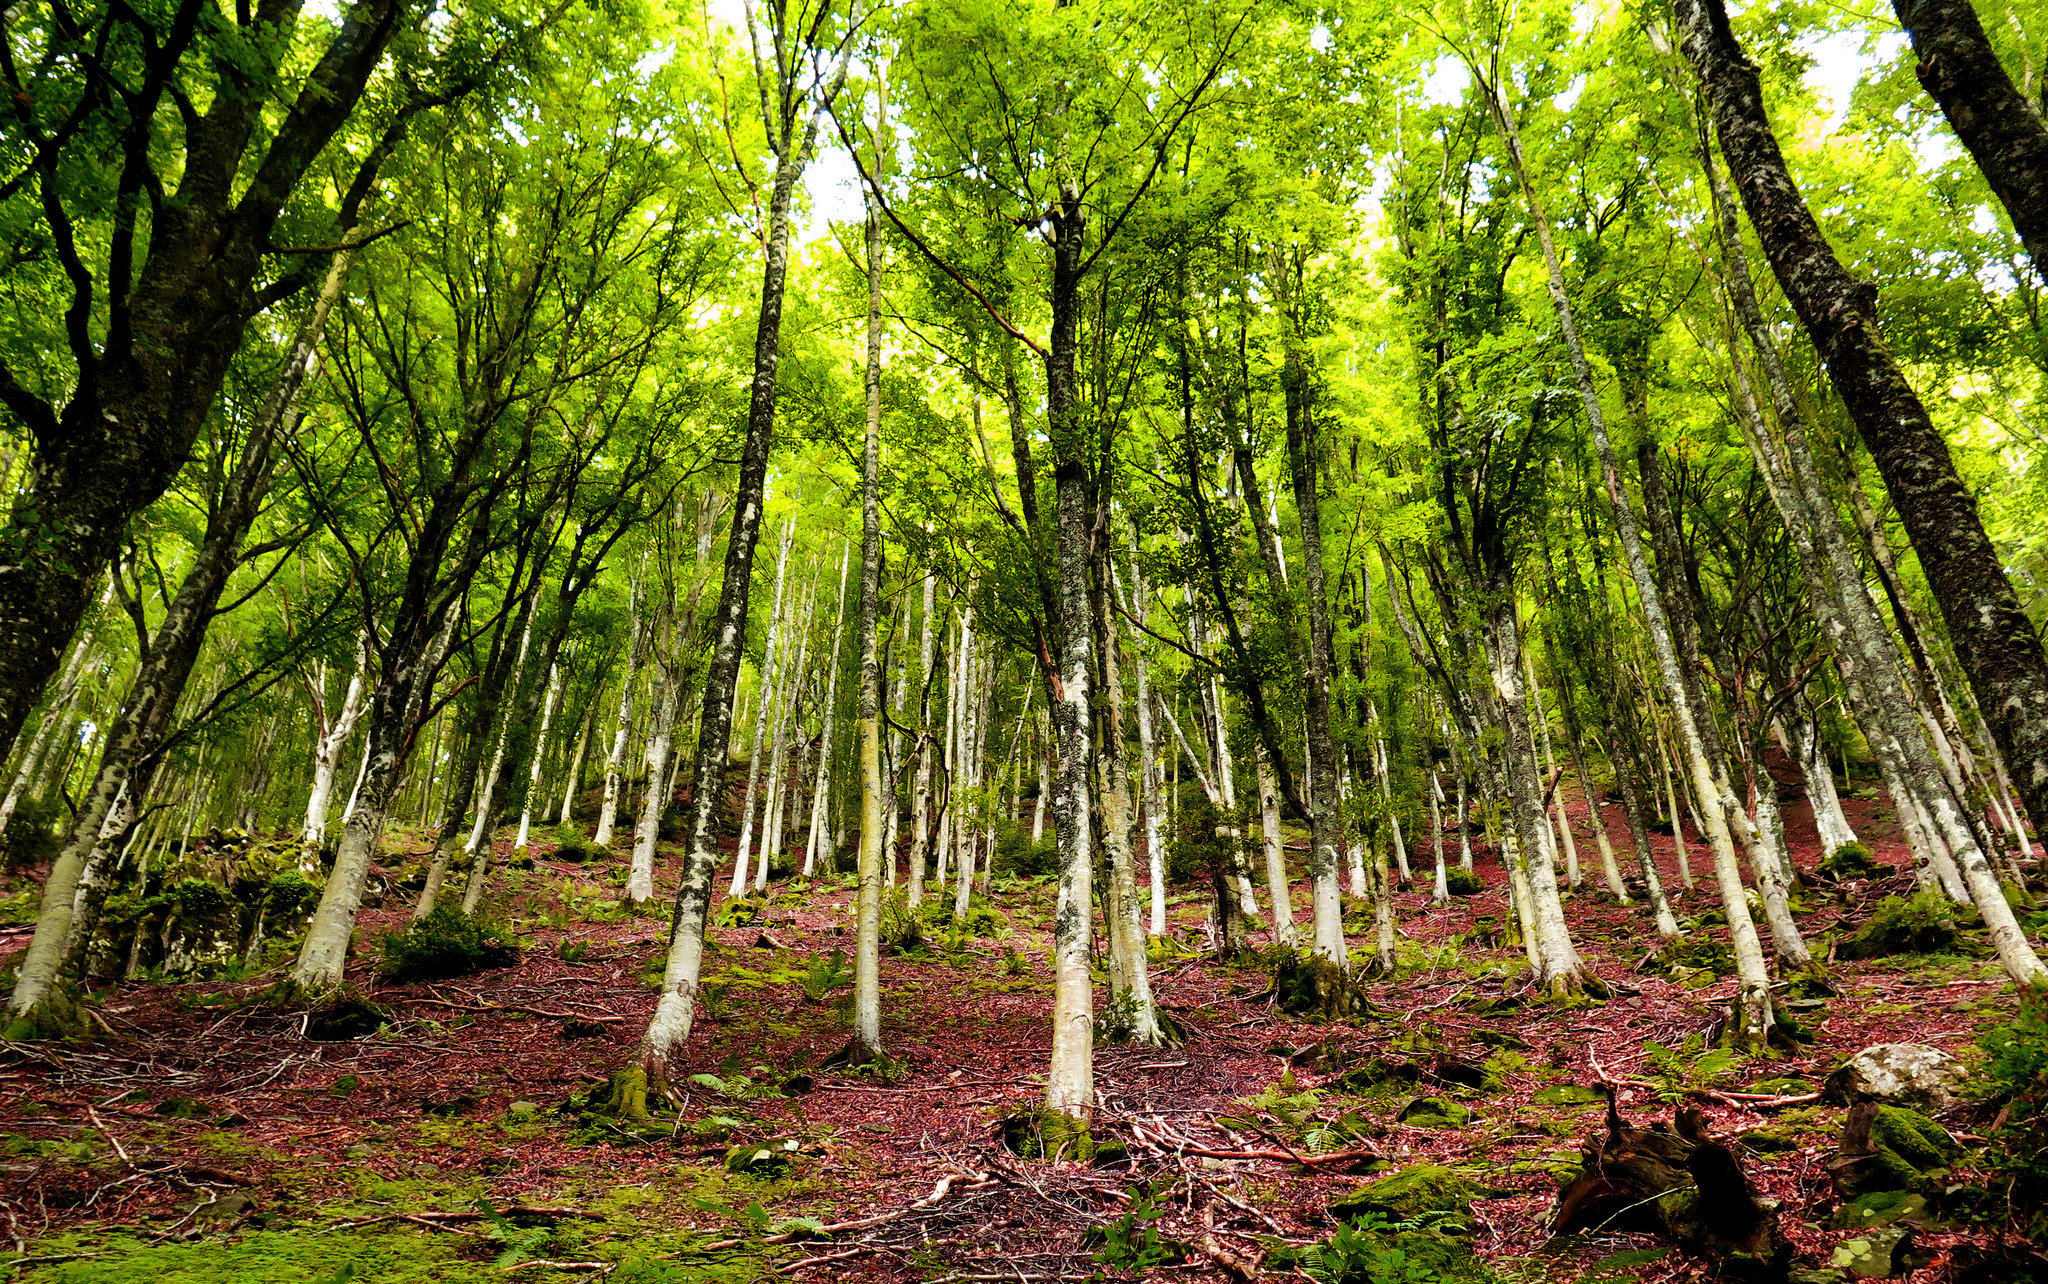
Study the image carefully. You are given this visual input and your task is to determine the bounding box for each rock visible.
[1828,1104,1961,1198]
[305,998,386,1042]
[1396,1097,1474,1129]
[195,1191,257,1223]
[1333,1058,1421,1093]
[1824,1044,1969,1112]
[1532,1084,1606,1107]
[1827,1191,1930,1232]
[1830,1228,1914,1278]
[1427,1058,1502,1094]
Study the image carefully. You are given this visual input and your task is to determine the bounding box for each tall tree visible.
[1676,0,2048,847]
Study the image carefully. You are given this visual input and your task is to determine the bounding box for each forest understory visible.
[1,779,2038,1284]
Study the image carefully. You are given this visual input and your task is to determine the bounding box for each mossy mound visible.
[1837,894,1964,961]
[1532,1084,1606,1108]
[1330,1164,1503,1232]
[1444,867,1485,896]
[1639,932,1735,977]
[1820,841,1880,879]
[1396,1097,1475,1129]
[304,996,386,1042]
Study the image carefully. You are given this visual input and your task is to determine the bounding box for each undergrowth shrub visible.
[992,823,1058,878]
[921,894,1005,938]
[379,905,519,982]
[880,892,926,955]
[549,824,590,863]
[1288,1212,1495,1284]
[1166,789,1227,885]
[2,798,62,870]
[1820,841,1879,878]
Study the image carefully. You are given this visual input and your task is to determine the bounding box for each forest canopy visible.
[3,0,2048,1278]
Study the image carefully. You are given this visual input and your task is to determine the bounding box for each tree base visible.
[1274,952,1379,1022]
[820,1039,903,1081]
[1,986,85,1044]
[1096,995,1186,1047]
[998,1105,1106,1163]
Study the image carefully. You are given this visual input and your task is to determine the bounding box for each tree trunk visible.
[730,521,795,895]
[1256,742,1298,947]
[1891,0,2048,285]
[851,186,887,1062]
[1281,346,1351,972]
[803,551,851,876]
[1693,128,2040,977]
[303,635,371,848]
[596,555,653,850]
[1678,0,2048,848]
[907,575,938,907]
[636,51,842,1088]
[0,0,405,767]
[1482,67,1759,1028]
[10,239,353,1027]
[516,659,564,851]
[1043,181,1097,1128]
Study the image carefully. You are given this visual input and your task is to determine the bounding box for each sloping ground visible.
[0,787,2033,1284]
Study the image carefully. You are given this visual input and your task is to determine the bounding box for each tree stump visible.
[1551,1090,1790,1281]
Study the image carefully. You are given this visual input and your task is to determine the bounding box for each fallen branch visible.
[407,996,625,1024]
[325,1207,599,1232]
[670,1173,999,1256]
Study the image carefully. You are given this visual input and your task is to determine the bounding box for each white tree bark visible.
[516,658,564,851]
[802,549,850,876]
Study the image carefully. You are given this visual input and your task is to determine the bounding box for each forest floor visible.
[0,786,2033,1284]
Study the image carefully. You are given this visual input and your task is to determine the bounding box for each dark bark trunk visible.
[1892,0,2048,285]
[638,51,841,1082]
[1678,0,2048,837]
[0,0,406,765]
[1282,344,1354,971]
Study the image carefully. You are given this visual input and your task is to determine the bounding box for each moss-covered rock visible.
[1532,1084,1606,1108]
[1395,1097,1474,1129]
[1828,1191,1931,1232]
[1829,1104,1962,1199]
